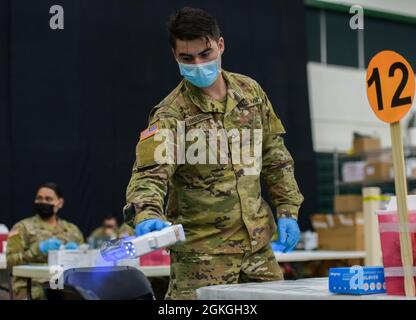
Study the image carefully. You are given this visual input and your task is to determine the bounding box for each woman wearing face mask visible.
[6,182,84,299]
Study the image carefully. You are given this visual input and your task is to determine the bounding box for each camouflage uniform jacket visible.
[125,70,304,254]
[6,214,84,299]
[87,223,135,249]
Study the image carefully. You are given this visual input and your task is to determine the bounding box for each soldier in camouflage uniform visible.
[87,216,135,249]
[6,182,84,299]
[124,7,304,299]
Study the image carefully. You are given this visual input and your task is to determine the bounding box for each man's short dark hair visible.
[167,7,221,49]
[103,215,118,223]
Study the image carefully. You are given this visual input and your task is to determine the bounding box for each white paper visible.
[386,195,416,211]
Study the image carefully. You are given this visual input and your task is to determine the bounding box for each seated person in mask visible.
[87,215,119,249]
[6,182,84,299]
[87,216,134,249]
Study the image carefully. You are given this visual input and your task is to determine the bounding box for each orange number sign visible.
[366,50,415,123]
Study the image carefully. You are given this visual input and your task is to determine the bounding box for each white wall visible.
[318,0,416,18]
[307,62,414,152]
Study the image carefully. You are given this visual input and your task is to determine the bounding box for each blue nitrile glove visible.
[271,241,287,253]
[277,218,300,253]
[39,238,62,254]
[64,242,79,250]
[135,219,170,236]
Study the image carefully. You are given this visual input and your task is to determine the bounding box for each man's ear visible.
[218,37,225,55]
[58,198,64,209]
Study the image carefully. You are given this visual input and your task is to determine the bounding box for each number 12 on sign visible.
[366,50,414,123]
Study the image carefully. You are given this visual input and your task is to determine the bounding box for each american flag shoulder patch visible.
[140,122,159,141]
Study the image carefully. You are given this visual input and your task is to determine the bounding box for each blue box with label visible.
[329,266,386,295]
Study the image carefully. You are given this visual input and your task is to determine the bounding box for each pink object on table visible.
[140,248,170,266]
[377,210,416,295]
[0,234,7,253]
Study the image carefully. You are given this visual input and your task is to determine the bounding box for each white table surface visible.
[196,277,414,300]
[12,264,170,279]
[11,250,365,280]
[274,250,365,262]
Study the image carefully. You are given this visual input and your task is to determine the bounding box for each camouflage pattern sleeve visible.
[87,226,105,243]
[6,223,45,268]
[118,223,135,237]
[258,87,304,220]
[125,110,181,229]
[69,223,84,244]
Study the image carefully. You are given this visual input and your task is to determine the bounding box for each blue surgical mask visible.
[177,53,221,88]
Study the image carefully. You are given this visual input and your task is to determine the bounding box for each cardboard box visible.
[329,266,386,295]
[311,213,364,251]
[342,161,366,183]
[353,136,381,155]
[334,194,362,213]
[406,158,416,178]
[364,162,393,181]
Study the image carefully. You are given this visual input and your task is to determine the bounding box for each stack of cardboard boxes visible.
[356,135,393,182]
[352,135,381,155]
[311,194,364,251]
[342,135,397,183]
[350,135,416,181]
